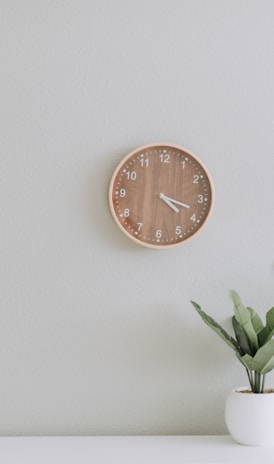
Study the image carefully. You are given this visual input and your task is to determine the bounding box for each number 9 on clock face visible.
[108,143,214,248]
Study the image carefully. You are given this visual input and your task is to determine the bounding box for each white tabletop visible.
[0,435,273,464]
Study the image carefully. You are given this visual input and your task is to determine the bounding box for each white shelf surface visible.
[0,435,273,463]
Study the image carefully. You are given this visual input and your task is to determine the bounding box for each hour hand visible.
[160,193,190,209]
[159,193,179,213]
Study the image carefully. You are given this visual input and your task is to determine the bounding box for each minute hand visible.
[159,193,179,213]
[161,194,190,209]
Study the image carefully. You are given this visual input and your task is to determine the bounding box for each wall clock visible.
[108,143,214,248]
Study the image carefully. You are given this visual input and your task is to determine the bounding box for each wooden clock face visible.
[109,144,214,248]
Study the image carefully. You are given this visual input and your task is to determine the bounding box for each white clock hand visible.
[159,193,179,213]
[161,193,190,209]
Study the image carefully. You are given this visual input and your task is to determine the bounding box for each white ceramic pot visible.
[225,387,274,446]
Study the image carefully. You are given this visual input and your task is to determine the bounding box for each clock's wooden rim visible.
[108,143,214,249]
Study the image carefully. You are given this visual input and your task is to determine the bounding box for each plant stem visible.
[261,374,266,393]
[246,368,253,391]
[250,370,255,392]
[254,371,261,393]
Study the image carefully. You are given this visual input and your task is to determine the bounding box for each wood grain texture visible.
[109,144,214,248]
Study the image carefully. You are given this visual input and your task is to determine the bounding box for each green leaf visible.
[229,290,258,351]
[232,316,253,355]
[191,301,240,355]
[258,326,270,346]
[266,307,274,329]
[258,326,274,346]
[236,352,254,370]
[247,306,264,334]
[258,307,274,345]
[251,339,274,374]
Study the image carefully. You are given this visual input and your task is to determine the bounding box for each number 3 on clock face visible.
[108,143,214,248]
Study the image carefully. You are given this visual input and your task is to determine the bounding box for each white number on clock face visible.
[109,145,213,248]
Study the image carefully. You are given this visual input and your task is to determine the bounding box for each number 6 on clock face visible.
[108,143,214,248]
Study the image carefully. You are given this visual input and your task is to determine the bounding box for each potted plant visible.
[191,290,274,446]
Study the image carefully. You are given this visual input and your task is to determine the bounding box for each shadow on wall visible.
[84,151,138,249]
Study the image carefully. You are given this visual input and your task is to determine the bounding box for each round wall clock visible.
[108,143,214,248]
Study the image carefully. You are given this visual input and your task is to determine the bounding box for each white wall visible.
[1,0,274,435]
